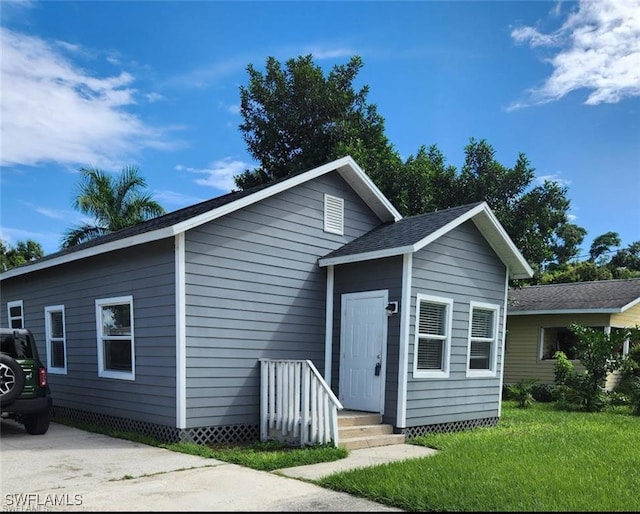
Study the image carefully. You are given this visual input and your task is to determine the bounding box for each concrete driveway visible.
[1,419,403,512]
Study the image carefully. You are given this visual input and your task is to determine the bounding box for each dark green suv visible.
[1,328,52,434]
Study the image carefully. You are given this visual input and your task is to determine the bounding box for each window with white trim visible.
[96,296,135,380]
[7,300,24,329]
[467,302,499,376]
[45,305,67,374]
[413,294,453,378]
[324,194,344,235]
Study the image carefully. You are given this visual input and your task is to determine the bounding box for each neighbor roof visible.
[1,156,401,280]
[318,201,533,280]
[508,278,640,315]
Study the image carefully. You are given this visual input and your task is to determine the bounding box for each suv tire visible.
[23,410,50,435]
[0,353,25,407]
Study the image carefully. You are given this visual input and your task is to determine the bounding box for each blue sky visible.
[1,0,639,259]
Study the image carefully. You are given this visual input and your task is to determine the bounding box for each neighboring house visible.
[504,279,640,388]
[0,156,532,446]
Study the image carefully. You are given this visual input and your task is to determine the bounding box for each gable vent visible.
[324,194,344,235]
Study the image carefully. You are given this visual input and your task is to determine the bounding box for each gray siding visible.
[0,240,177,426]
[406,221,507,427]
[183,171,382,428]
[332,256,403,425]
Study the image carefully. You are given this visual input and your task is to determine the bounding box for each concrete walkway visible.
[1,420,436,512]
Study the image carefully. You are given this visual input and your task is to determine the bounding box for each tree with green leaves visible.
[395,139,580,277]
[233,54,591,279]
[589,231,621,265]
[62,166,165,248]
[0,239,44,271]
[610,241,640,274]
[235,54,400,190]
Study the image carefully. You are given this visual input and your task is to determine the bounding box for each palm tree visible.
[61,166,166,248]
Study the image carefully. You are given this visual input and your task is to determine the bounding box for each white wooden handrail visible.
[259,358,343,446]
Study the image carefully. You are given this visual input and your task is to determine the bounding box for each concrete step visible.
[337,411,381,427]
[336,410,405,450]
[339,423,393,439]
[338,433,406,451]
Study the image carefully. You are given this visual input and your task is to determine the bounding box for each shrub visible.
[551,325,627,412]
[507,378,538,408]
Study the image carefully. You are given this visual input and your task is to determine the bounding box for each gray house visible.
[0,156,533,445]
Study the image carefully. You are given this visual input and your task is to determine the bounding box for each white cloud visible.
[536,174,571,187]
[176,158,251,192]
[302,46,357,60]
[0,28,179,168]
[33,206,69,220]
[510,0,640,109]
[153,190,206,208]
[145,92,165,103]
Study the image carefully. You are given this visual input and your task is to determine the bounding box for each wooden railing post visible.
[259,358,343,447]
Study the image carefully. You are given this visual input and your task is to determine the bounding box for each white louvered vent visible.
[324,194,344,235]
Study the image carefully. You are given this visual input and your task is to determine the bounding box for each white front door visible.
[339,290,388,413]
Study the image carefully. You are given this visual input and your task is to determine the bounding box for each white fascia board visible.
[508,308,622,316]
[0,226,177,280]
[318,244,415,267]
[172,156,401,234]
[2,156,401,280]
[620,297,640,312]
[411,204,486,254]
[410,202,533,280]
[472,206,534,279]
[337,156,402,222]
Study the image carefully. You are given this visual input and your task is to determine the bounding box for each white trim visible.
[324,265,334,386]
[0,156,402,280]
[319,202,533,279]
[0,228,176,280]
[466,300,500,378]
[95,295,135,381]
[621,297,640,312]
[412,294,453,379]
[498,269,509,417]
[7,300,24,328]
[412,203,487,253]
[175,233,187,429]
[396,253,412,429]
[318,245,415,267]
[44,305,67,375]
[509,308,626,316]
[470,205,534,279]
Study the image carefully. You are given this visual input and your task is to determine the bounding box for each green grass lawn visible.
[316,402,640,512]
[56,401,639,511]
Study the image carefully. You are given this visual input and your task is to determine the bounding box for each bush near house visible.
[506,325,640,415]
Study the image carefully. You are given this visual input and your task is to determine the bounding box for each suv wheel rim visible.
[0,363,17,395]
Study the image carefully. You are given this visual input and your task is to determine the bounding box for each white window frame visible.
[95,296,135,381]
[324,194,344,235]
[7,300,24,328]
[45,305,67,374]
[413,294,453,379]
[466,301,500,378]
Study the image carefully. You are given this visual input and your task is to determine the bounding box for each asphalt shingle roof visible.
[508,278,640,313]
[21,173,293,266]
[321,202,483,259]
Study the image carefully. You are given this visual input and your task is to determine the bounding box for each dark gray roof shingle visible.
[22,173,290,266]
[508,278,640,312]
[322,202,483,259]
